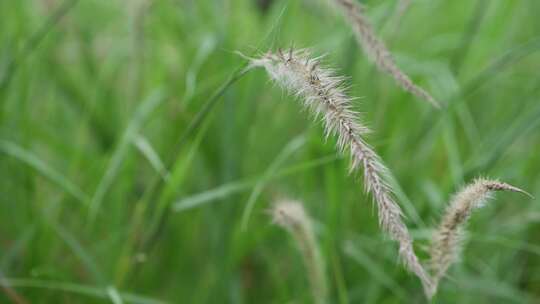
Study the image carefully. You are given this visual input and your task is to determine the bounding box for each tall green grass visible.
[1,0,539,303]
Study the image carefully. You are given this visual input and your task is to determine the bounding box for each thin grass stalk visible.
[0,0,80,93]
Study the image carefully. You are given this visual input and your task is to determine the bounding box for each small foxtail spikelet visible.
[249,48,433,295]
[330,0,440,108]
[428,178,532,298]
[271,199,328,304]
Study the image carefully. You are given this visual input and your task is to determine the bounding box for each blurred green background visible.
[1,0,540,303]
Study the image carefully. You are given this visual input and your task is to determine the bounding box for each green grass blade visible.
[0,226,36,271]
[88,89,166,224]
[1,278,168,304]
[343,241,408,301]
[0,140,89,204]
[0,0,79,92]
[107,286,124,304]
[52,223,105,284]
[240,134,306,230]
[133,134,170,182]
[173,154,339,212]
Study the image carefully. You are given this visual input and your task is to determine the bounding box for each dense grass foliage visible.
[1,0,540,303]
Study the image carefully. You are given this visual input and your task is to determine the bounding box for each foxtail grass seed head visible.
[250,48,433,295]
[428,178,531,298]
[330,0,440,108]
[272,200,328,304]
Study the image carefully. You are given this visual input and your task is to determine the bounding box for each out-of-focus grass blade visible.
[173,180,250,212]
[330,251,349,304]
[461,37,540,97]
[464,101,540,178]
[170,65,249,164]
[121,120,209,279]
[1,278,168,304]
[88,89,166,224]
[184,34,217,103]
[416,36,540,143]
[384,168,425,228]
[343,241,408,301]
[420,179,445,210]
[123,55,255,263]
[0,140,89,204]
[442,118,464,186]
[107,286,124,304]
[472,234,540,258]
[0,226,35,271]
[46,56,116,149]
[133,134,170,182]
[172,154,339,212]
[53,223,105,284]
[451,0,491,74]
[0,0,79,92]
[0,272,29,304]
[165,0,288,168]
[453,276,534,303]
[240,134,306,230]
[146,118,210,235]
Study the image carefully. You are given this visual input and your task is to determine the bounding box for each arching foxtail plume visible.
[329,0,440,107]
[428,178,531,298]
[248,48,434,295]
[271,199,328,304]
